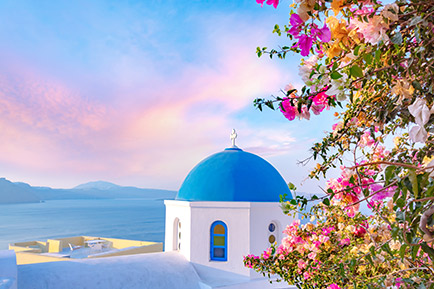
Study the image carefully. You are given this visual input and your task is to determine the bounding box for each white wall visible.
[0,250,17,289]
[249,203,293,279]
[189,202,251,277]
[165,200,295,279]
[164,201,192,259]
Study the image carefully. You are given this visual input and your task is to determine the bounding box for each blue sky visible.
[0,0,336,193]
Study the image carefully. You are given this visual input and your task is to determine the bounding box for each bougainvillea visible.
[246,0,434,288]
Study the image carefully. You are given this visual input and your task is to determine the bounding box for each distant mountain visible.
[73,181,120,190]
[0,177,176,204]
[0,178,41,204]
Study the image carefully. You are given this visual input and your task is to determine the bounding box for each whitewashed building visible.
[0,135,296,289]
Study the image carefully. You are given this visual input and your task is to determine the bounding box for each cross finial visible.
[230,129,238,148]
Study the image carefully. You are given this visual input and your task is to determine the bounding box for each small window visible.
[268,221,279,244]
[210,221,227,261]
[173,218,181,251]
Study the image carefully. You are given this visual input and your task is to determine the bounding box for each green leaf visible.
[288,182,296,191]
[384,165,395,184]
[330,71,343,79]
[391,32,402,45]
[412,80,423,91]
[350,65,364,78]
[375,50,381,62]
[409,170,419,198]
[396,210,405,222]
[421,242,434,261]
[399,244,407,259]
[363,53,373,65]
[354,45,361,56]
[332,61,338,70]
[322,198,330,206]
[265,101,275,110]
[396,198,405,208]
[365,254,374,265]
[286,89,297,96]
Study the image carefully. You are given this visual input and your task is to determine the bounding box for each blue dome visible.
[176,147,292,202]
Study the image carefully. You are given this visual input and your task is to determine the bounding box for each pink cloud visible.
[0,14,302,189]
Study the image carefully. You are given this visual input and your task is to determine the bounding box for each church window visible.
[210,221,227,261]
[268,221,279,244]
[173,218,181,251]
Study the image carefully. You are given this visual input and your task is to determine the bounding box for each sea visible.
[0,198,166,250]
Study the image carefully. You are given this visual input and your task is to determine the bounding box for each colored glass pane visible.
[213,236,225,246]
[269,234,276,243]
[214,224,225,234]
[268,223,276,232]
[213,247,225,258]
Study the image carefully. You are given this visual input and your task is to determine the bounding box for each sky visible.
[0,0,337,193]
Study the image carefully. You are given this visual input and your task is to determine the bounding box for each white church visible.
[0,134,296,289]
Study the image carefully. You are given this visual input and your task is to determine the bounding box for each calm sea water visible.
[0,199,166,249]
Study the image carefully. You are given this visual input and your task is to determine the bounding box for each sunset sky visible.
[0,0,336,193]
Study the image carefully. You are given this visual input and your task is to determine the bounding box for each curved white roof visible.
[18,251,201,289]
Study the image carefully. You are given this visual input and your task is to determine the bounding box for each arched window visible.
[173,218,181,251]
[210,221,227,261]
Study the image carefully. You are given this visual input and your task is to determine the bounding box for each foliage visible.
[244,0,434,288]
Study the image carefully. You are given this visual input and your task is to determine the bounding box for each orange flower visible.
[326,41,342,59]
[331,0,344,16]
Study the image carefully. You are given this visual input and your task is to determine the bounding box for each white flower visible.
[326,73,348,101]
[409,125,427,143]
[381,3,399,22]
[409,98,430,126]
[298,55,318,83]
[408,98,431,143]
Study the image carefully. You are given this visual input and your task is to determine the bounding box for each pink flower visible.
[311,104,325,115]
[371,185,396,201]
[354,222,368,237]
[311,23,331,42]
[288,13,305,36]
[328,284,341,289]
[318,235,329,243]
[297,259,307,270]
[395,277,403,288]
[322,226,335,235]
[303,271,311,280]
[262,248,272,259]
[280,99,298,121]
[358,131,375,148]
[308,252,317,260]
[256,0,279,8]
[299,106,311,120]
[298,34,314,56]
[312,91,329,106]
[339,238,350,246]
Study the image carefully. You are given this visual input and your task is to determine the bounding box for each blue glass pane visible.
[213,247,225,258]
[268,223,276,232]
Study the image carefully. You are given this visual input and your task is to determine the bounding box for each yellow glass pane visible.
[269,235,276,243]
[214,224,225,234]
[214,236,225,246]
